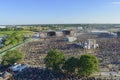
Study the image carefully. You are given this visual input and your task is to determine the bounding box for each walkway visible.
[0,39,32,56]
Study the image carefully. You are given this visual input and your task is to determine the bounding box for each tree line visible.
[3,32,25,46]
[0,27,23,31]
[44,50,99,77]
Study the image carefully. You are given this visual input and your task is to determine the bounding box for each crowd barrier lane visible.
[0,39,32,56]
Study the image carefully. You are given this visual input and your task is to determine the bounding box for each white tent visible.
[10,63,29,72]
[64,37,77,42]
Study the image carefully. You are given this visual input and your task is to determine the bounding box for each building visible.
[37,29,76,38]
[89,30,109,34]
[64,37,77,42]
[98,32,116,38]
[39,32,47,38]
[62,29,75,36]
[32,33,40,38]
[56,31,63,37]
[47,30,56,37]
[88,30,116,38]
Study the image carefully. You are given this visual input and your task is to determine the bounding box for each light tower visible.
[87,39,96,49]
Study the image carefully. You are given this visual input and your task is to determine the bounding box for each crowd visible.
[17,34,120,79]
[96,38,120,70]
[14,67,98,80]
[77,34,120,70]
[18,34,120,67]
[18,36,86,66]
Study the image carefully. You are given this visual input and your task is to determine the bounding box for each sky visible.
[0,0,120,25]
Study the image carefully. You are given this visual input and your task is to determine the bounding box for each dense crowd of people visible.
[18,36,86,66]
[16,34,120,79]
[18,35,120,67]
[14,67,100,80]
[96,38,120,71]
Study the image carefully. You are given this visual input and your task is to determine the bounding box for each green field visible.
[0,30,33,36]
[0,30,34,56]
[108,28,120,32]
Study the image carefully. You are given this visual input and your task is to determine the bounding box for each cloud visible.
[112,2,120,5]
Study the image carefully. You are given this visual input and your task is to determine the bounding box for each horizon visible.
[0,23,120,26]
[0,0,120,25]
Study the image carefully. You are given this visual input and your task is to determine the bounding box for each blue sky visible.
[0,0,120,25]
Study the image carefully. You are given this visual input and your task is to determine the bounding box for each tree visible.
[1,50,25,66]
[3,32,25,46]
[0,56,2,64]
[78,54,99,77]
[62,57,79,74]
[44,50,65,72]
[4,38,11,45]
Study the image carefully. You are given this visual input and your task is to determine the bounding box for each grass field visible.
[108,28,120,32]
